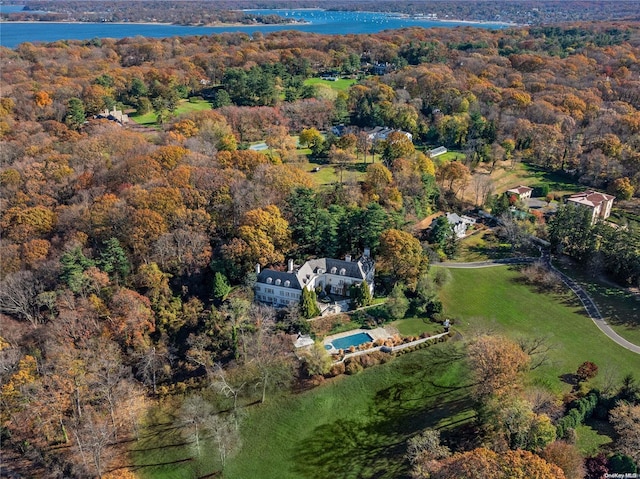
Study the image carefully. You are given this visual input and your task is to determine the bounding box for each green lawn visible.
[434,151,465,162]
[575,419,614,456]
[391,317,445,336]
[553,261,640,346]
[130,99,213,126]
[304,159,368,186]
[455,229,517,262]
[132,343,472,479]
[490,162,584,199]
[304,77,357,92]
[225,344,472,479]
[437,266,640,393]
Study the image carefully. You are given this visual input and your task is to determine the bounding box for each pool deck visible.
[323,327,392,354]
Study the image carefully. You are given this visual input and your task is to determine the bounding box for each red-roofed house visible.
[506,185,534,200]
[567,190,615,224]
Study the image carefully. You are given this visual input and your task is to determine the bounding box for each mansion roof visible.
[567,190,615,208]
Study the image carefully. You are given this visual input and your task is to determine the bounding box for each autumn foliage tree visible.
[467,335,530,400]
[413,447,566,479]
[377,229,426,290]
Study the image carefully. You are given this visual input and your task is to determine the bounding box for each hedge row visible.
[556,391,599,439]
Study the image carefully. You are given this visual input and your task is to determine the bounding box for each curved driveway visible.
[435,258,640,355]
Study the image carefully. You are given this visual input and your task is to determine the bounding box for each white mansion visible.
[254,251,375,308]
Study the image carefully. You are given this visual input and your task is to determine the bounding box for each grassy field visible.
[391,317,445,336]
[130,99,213,126]
[454,229,517,262]
[437,266,640,393]
[552,260,640,346]
[575,419,614,456]
[224,344,472,479]
[132,343,472,479]
[489,162,582,198]
[304,77,358,92]
[303,158,369,186]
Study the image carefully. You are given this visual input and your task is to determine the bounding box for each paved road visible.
[437,257,640,355]
[549,264,640,354]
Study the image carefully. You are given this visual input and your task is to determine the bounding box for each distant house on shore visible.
[567,190,615,224]
[506,185,533,201]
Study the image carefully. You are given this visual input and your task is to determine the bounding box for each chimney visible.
[345,254,352,262]
[255,263,261,275]
[288,259,294,273]
[363,247,370,258]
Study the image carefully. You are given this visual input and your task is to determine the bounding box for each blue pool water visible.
[330,332,373,350]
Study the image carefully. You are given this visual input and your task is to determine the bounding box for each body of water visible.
[0,8,511,48]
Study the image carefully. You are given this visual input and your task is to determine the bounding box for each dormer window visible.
[275,279,281,286]
[331,267,337,274]
[340,268,346,276]
[266,277,273,284]
[284,280,290,287]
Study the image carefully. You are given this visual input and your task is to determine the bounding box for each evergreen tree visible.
[98,237,130,284]
[386,283,409,319]
[299,287,320,319]
[60,246,95,293]
[212,272,232,303]
[350,280,373,308]
[65,97,86,130]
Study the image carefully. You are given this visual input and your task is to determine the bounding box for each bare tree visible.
[471,174,494,207]
[0,271,43,326]
[516,335,553,370]
[70,407,114,478]
[204,413,242,471]
[211,363,246,413]
[136,341,173,395]
[245,305,294,403]
[86,342,131,441]
[175,394,214,456]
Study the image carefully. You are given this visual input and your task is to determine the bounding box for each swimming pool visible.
[326,332,373,351]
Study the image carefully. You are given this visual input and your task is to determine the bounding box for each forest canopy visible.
[1,21,640,477]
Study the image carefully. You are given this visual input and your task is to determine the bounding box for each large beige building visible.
[567,190,615,224]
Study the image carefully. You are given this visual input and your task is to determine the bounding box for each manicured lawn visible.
[553,261,640,346]
[437,266,640,393]
[391,316,444,336]
[225,344,472,479]
[575,419,614,456]
[132,343,473,479]
[304,160,368,186]
[490,162,583,198]
[433,151,465,162]
[304,77,357,92]
[130,99,213,125]
[132,266,639,478]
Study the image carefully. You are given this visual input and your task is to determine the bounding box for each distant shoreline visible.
[0,18,516,29]
[0,19,309,27]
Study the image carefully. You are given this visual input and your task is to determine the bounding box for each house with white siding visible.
[254,251,375,308]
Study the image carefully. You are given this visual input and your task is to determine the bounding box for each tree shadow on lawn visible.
[585,284,640,330]
[292,394,473,479]
[293,349,474,479]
